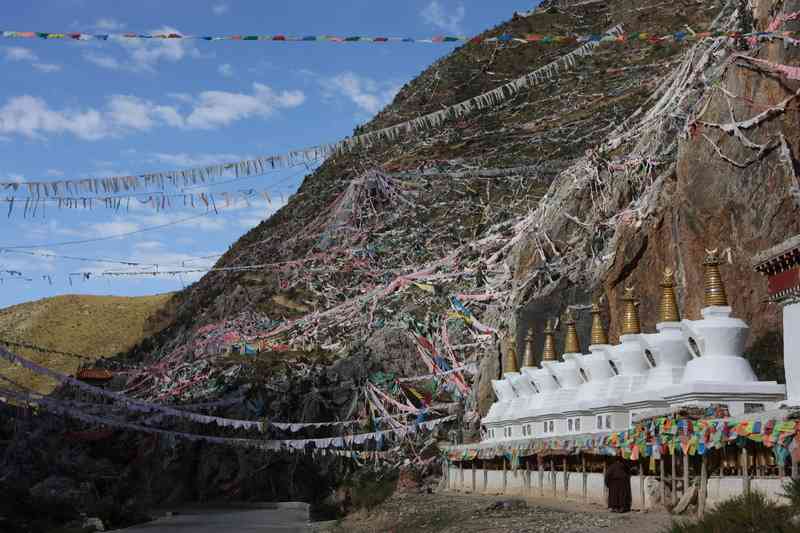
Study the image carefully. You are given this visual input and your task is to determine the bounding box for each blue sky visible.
[0,1,534,309]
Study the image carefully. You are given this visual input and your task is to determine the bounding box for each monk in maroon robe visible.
[605,457,632,513]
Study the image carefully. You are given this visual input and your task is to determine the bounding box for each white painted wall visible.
[785,303,800,404]
[447,467,787,510]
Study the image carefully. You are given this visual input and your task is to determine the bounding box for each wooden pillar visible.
[472,461,476,493]
[444,459,450,490]
[698,454,708,517]
[483,460,488,492]
[683,453,689,500]
[563,457,569,496]
[551,458,557,497]
[522,459,527,493]
[582,454,588,502]
[640,460,646,510]
[671,451,677,507]
[539,456,544,496]
[602,461,608,504]
[503,458,508,493]
[660,457,666,506]
[742,447,750,495]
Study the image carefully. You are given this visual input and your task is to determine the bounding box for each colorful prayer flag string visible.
[2,28,798,45]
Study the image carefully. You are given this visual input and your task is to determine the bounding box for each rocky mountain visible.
[3,0,800,529]
[138,0,799,413]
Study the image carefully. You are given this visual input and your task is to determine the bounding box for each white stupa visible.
[661,249,784,415]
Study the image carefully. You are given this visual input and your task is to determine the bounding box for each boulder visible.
[29,476,96,511]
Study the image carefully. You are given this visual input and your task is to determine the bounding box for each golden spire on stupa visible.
[590,301,609,345]
[541,319,557,362]
[620,286,642,335]
[522,328,537,367]
[703,248,729,307]
[658,267,681,322]
[563,308,581,354]
[504,343,519,373]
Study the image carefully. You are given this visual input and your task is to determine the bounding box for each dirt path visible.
[317,492,674,533]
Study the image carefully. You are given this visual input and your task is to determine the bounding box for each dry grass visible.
[0,293,172,394]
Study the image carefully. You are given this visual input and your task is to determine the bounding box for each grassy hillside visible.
[0,294,172,394]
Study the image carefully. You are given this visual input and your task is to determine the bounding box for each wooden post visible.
[472,461,476,493]
[683,453,689,501]
[483,460,488,492]
[742,447,750,495]
[602,461,608,504]
[671,451,677,507]
[698,454,708,517]
[460,461,464,490]
[551,458,557,497]
[522,459,527,493]
[582,454,588,502]
[444,458,450,490]
[640,460,646,510]
[563,457,569,496]
[660,458,666,506]
[539,456,544,496]
[503,458,507,493]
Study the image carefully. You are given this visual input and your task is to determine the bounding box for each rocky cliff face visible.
[502,0,800,408]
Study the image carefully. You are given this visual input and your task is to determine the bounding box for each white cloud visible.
[0,84,304,140]
[148,152,247,168]
[84,52,121,70]
[0,248,58,274]
[420,1,466,34]
[84,26,201,73]
[3,47,37,62]
[136,212,228,232]
[0,95,107,140]
[218,63,234,77]
[212,3,230,15]
[45,169,64,177]
[134,240,165,251]
[183,83,305,129]
[322,72,400,114]
[95,18,125,31]
[2,173,25,184]
[2,47,62,73]
[32,63,61,73]
[89,220,141,237]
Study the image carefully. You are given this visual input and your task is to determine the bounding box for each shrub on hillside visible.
[664,490,800,533]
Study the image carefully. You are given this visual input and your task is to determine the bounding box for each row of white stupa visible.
[483,251,786,442]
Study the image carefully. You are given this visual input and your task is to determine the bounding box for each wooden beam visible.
[671,451,677,507]
[742,447,750,495]
[472,460,476,493]
[640,460,646,510]
[539,456,544,496]
[699,454,708,517]
[683,452,689,501]
[503,457,507,493]
[582,454,588,502]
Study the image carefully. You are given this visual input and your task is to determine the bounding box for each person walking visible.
[605,456,632,513]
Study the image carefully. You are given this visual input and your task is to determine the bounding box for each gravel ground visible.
[318,492,675,533]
